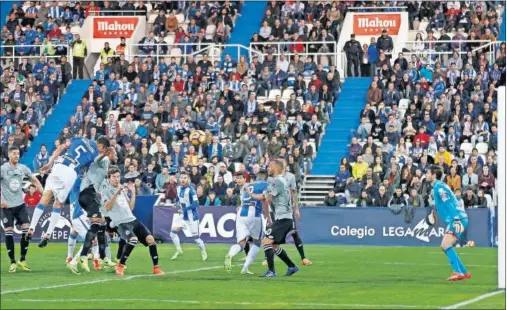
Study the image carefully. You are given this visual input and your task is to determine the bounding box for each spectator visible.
[324,190,341,206]
[463,186,478,208]
[373,185,391,207]
[24,184,42,207]
[205,191,221,206]
[343,33,362,77]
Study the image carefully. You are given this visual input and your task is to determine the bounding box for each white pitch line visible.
[442,290,505,309]
[1,298,439,309]
[1,265,234,295]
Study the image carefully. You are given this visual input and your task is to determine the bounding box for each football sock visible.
[5,231,16,264]
[116,239,126,260]
[263,244,275,272]
[80,222,100,257]
[444,247,464,274]
[149,243,159,266]
[242,242,260,271]
[105,243,111,260]
[275,247,296,268]
[120,239,137,265]
[244,242,250,255]
[227,243,243,258]
[29,204,45,231]
[194,238,206,253]
[291,231,306,260]
[452,248,468,274]
[67,232,78,258]
[97,226,107,260]
[72,245,84,263]
[92,242,99,259]
[20,228,30,261]
[170,231,182,252]
[45,207,61,237]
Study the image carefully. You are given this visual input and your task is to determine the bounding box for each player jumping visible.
[28,136,110,249]
[169,172,208,261]
[75,138,117,271]
[224,171,268,275]
[426,166,471,281]
[247,159,299,277]
[1,146,44,272]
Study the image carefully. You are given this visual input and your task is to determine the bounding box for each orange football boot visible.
[153,266,165,275]
[93,259,102,270]
[302,258,313,266]
[447,272,465,281]
[116,264,125,276]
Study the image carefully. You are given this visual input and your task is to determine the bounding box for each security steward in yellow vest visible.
[71,33,87,79]
[100,42,115,65]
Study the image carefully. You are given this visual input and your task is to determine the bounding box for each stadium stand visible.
[1,1,505,213]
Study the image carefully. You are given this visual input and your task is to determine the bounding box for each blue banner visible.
[298,207,490,247]
[1,197,494,248]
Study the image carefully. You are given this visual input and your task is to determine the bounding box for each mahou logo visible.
[93,17,139,38]
[353,14,401,35]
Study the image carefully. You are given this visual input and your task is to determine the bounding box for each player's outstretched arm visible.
[29,174,44,194]
[41,144,67,172]
[245,186,265,201]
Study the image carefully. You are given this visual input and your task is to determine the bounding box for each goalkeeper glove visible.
[453,217,464,234]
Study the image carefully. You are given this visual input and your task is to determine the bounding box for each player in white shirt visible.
[224,171,269,274]
[169,172,208,261]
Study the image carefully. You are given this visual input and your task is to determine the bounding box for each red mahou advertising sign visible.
[93,17,139,38]
[353,14,401,36]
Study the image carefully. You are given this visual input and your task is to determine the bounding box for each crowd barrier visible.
[0,196,495,247]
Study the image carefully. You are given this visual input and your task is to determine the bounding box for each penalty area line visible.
[1,298,439,308]
[1,265,237,295]
[442,290,505,309]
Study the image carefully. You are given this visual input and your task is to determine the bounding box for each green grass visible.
[1,243,504,309]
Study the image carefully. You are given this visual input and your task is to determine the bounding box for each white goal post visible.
[498,86,505,290]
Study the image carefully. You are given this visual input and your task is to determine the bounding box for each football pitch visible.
[1,244,505,309]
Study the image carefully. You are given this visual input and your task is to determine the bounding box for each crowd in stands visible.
[343,1,504,77]
[328,0,505,208]
[1,1,342,207]
[2,1,505,211]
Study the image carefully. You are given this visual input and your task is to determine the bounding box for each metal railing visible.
[82,10,145,16]
[399,39,499,66]
[127,42,264,65]
[340,39,503,77]
[0,44,73,65]
[249,41,338,67]
[347,6,407,11]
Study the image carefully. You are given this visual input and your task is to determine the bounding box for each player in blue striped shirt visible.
[169,172,207,261]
